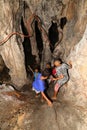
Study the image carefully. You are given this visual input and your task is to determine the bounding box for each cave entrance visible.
[48,21,59,52]
[21,17,36,76]
[0,55,10,83]
[48,17,67,52]
[60,17,67,30]
[35,20,43,62]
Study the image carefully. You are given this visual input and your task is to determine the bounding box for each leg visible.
[41,92,52,107]
[35,93,40,98]
[41,94,44,102]
[52,83,60,100]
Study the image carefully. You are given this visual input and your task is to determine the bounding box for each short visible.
[54,83,60,92]
[32,79,45,93]
[32,87,40,94]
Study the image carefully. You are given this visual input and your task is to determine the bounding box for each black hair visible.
[46,62,51,66]
[34,65,40,72]
[54,58,63,64]
[42,69,50,77]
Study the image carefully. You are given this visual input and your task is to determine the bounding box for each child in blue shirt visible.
[32,67,52,106]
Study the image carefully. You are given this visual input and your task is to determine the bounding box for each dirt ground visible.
[0,83,87,130]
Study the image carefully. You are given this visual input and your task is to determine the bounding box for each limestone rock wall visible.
[0,0,27,88]
[0,0,87,130]
[0,0,87,90]
[62,0,87,59]
[0,55,5,72]
[25,0,64,30]
[24,0,87,61]
[59,26,87,107]
[57,0,87,108]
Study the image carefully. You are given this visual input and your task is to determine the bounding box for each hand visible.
[52,78,57,81]
[40,76,44,80]
[68,61,72,68]
[41,76,47,80]
[59,74,64,79]
[68,60,72,65]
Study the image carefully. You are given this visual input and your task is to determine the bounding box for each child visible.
[45,62,52,76]
[52,58,72,100]
[42,62,52,84]
[32,67,41,95]
[32,67,52,106]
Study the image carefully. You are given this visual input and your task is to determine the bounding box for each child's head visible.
[35,68,39,73]
[46,62,51,68]
[34,65,40,73]
[54,58,62,67]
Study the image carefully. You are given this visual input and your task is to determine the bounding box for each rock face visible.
[25,0,64,30]
[0,0,87,129]
[0,0,27,88]
[0,0,86,88]
[55,26,87,130]
[0,55,5,72]
[62,0,87,59]
[60,26,87,107]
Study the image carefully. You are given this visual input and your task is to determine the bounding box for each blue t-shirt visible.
[32,72,45,92]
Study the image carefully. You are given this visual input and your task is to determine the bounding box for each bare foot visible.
[35,93,40,98]
[52,96,57,100]
[47,101,53,107]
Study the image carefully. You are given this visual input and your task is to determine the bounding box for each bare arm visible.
[40,76,48,80]
[52,74,64,81]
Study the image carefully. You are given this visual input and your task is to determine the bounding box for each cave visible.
[60,17,67,30]
[21,17,36,75]
[0,55,10,82]
[48,17,67,52]
[0,0,87,130]
[35,20,43,62]
[48,21,59,52]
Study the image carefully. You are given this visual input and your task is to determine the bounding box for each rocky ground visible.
[0,83,87,130]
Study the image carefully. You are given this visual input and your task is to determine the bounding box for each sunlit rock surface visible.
[60,26,87,107]
[0,0,27,88]
[62,0,87,58]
